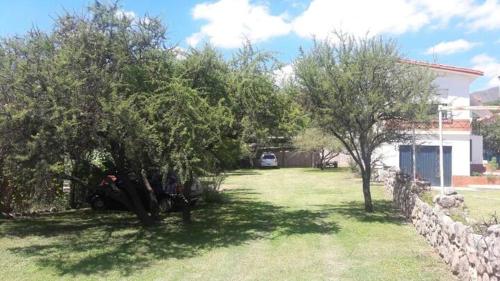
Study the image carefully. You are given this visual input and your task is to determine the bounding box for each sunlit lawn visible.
[0,168,455,281]
[460,189,500,222]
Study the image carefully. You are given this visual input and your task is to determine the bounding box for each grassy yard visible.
[460,189,500,222]
[427,188,500,222]
[0,168,455,281]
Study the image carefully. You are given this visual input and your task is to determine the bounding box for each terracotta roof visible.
[400,59,484,76]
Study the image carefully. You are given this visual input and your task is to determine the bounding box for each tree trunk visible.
[362,169,373,212]
[318,149,325,170]
[0,178,13,213]
[117,171,156,226]
[141,170,160,221]
[69,184,78,209]
[182,177,193,223]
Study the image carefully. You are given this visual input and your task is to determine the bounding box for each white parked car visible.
[260,152,278,168]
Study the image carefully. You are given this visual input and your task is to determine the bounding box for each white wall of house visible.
[471,135,483,165]
[377,131,472,177]
[434,71,477,98]
[434,70,478,120]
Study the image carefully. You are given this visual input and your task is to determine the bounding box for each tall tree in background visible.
[227,42,303,165]
[294,127,343,169]
[474,116,500,159]
[294,33,435,212]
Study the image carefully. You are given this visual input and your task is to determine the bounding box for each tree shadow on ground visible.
[316,199,406,225]
[302,167,351,173]
[226,170,261,176]
[2,189,340,278]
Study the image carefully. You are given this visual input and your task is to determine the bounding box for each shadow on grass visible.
[226,170,261,176]
[302,167,351,173]
[2,189,340,278]
[317,200,405,225]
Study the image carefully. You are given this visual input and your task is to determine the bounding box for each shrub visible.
[489,157,498,171]
[348,160,361,177]
[200,172,228,204]
[201,189,228,204]
[419,191,434,205]
[472,212,499,235]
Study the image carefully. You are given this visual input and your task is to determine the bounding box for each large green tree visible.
[0,2,229,224]
[294,33,435,212]
[0,1,300,223]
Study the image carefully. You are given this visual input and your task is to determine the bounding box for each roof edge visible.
[400,59,484,76]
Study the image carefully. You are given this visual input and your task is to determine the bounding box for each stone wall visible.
[385,170,500,281]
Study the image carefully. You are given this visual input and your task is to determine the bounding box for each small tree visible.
[295,33,435,212]
[478,117,500,159]
[294,128,343,169]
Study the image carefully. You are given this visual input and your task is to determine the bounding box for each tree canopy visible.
[294,33,436,211]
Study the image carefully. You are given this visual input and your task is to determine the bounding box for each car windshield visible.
[262,155,275,160]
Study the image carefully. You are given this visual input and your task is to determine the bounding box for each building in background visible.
[377,60,484,187]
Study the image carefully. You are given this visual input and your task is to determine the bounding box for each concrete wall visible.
[385,170,500,281]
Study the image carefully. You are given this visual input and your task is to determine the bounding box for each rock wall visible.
[385,170,500,281]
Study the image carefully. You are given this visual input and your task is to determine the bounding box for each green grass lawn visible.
[0,168,455,281]
[460,189,500,222]
[427,188,500,223]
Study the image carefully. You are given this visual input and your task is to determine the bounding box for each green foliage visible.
[490,157,498,171]
[294,127,341,153]
[294,127,343,168]
[419,191,434,205]
[473,116,500,157]
[0,2,299,216]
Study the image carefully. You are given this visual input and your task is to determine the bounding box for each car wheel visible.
[91,196,106,211]
[158,197,173,213]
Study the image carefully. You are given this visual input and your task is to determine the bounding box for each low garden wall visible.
[453,175,500,187]
[384,170,500,281]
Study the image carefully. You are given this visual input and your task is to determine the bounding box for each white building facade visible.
[377,61,484,186]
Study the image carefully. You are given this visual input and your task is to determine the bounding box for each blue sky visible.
[1,0,500,91]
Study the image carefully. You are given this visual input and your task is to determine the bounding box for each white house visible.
[377,60,484,187]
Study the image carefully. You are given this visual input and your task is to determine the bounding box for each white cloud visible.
[186,0,500,49]
[290,0,500,40]
[273,64,294,86]
[415,0,473,22]
[173,46,187,60]
[467,0,500,30]
[187,0,291,48]
[292,0,429,39]
[115,9,136,20]
[471,54,500,87]
[425,39,478,55]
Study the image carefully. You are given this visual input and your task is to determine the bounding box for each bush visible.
[419,191,434,205]
[489,157,498,171]
[348,160,361,177]
[200,172,228,204]
[201,189,228,204]
[472,212,499,235]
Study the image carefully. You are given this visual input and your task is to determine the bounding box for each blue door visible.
[399,145,452,186]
